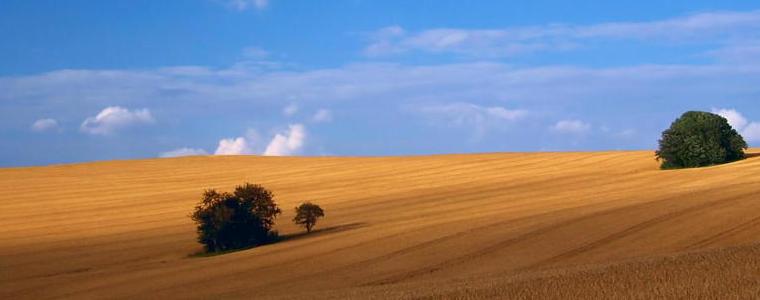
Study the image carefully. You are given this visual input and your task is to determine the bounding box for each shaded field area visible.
[2,150,760,299]
[297,241,760,299]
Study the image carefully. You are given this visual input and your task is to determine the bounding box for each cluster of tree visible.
[657,111,748,169]
[191,183,324,253]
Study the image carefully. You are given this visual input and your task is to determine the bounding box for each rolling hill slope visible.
[2,150,760,299]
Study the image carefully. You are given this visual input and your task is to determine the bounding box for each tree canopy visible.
[656,111,747,169]
[191,183,281,252]
[293,202,325,233]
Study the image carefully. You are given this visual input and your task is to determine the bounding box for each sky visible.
[2,0,760,167]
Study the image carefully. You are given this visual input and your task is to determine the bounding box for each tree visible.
[293,202,325,233]
[191,183,281,252]
[656,111,747,169]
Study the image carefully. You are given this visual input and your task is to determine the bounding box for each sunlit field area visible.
[3,150,760,299]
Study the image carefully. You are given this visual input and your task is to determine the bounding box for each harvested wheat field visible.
[2,150,760,299]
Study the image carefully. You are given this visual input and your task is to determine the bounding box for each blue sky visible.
[2,0,760,166]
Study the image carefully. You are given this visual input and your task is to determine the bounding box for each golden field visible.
[2,150,760,299]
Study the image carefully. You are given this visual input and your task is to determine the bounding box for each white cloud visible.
[242,46,270,59]
[712,108,748,130]
[312,109,333,123]
[366,27,565,57]
[743,122,760,142]
[160,147,208,158]
[229,0,268,11]
[6,53,760,154]
[213,129,262,155]
[706,41,760,64]
[263,124,306,156]
[551,120,591,134]
[214,137,253,155]
[417,102,526,125]
[365,10,760,57]
[364,26,408,56]
[31,118,59,132]
[283,103,299,116]
[483,106,528,121]
[614,129,637,139]
[575,10,760,39]
[80,106,154,135]
[414,102,527,139]
[713,108,760,143]
[213,125,305,156]
[7,61,760,118]
[6,10,760,160]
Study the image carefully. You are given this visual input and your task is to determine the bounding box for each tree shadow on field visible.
[745,152,760,159]
[190,222,366,258]
[277,222,366,243]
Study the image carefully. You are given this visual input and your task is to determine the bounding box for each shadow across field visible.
[190,222,366,258]
[278,222,367,243]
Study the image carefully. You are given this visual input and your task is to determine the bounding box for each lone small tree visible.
[191,183,281,252]
[656,111,747,169]
[293,202,325,233]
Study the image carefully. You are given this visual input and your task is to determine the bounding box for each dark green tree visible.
[191,183,281,252]
[293,202,325,233]
[656,111,747,169]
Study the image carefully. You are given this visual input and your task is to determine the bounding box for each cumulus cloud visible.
[283,103,299,116]
[31,118,59,132]
[228,0,268,11]
[263,124,306,156]
[215,137,253,155]
[80,106,154,135]
[365,10,760,57]
[312,109,333,123]
[712,108,760,143]
[551,120,591,134]
[213,125,305,156]
[160,147,208,158]
[743,123,760,142]
[712,108,748,129]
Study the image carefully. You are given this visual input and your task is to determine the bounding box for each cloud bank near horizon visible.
[2,8,760,166]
